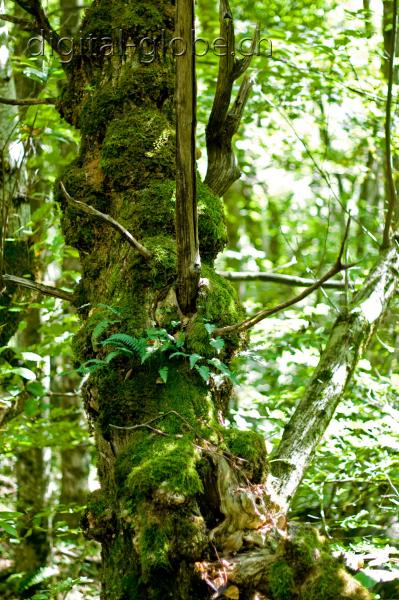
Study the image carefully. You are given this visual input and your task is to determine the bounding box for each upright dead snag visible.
[205,0,258,196]
[175,0,200,314]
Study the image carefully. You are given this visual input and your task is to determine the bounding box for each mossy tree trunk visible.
[57,2,245,597]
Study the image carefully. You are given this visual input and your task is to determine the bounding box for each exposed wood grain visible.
[175,0,200,314]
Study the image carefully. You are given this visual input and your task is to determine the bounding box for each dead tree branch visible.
[218,270,348,289]
[60,183,152,260]
[382,0,398,248]
[0,13,39,32]
[0,97,57,106]
[11,0,62,57]
[205,0,258,196]
[215,221,353,335]
[175,0,200,314]
[1,273,74,301]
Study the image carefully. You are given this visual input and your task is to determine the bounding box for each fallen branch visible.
[60,182,152,260]
[218,270,348,289]
[0,97,57,106]
[1,274,74,301]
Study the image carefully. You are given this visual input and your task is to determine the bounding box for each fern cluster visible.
[78,307,237,385]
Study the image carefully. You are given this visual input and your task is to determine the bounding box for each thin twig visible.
[382,0,398,248]
[1,273,74,301]
[215,219,353,335]
[218,270,349,289]
[60,182,152,260]
[0,97,57,106]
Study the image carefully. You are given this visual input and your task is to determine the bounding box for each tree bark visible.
[271,244,399,507]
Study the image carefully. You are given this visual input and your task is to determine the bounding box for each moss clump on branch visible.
[269,560,296,600]
[117,433,203,508]
[185,265,245,356]
[302,561,371,600]
[223,428,268,483]
[197,180,228,261]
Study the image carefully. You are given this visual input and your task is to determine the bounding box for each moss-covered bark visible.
[56,2,371,598]
[56,2,246,597]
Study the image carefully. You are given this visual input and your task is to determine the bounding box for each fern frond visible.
[91,319,119,349]
[102,334,147,361]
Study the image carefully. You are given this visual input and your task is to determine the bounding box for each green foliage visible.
[78,317,238,386]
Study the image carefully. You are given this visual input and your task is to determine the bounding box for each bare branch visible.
[382,0,398,248]
[59,182,152,260]
[175,0,200,314]
[214,263,352,336]
[0,97,57,106]
[0,13,38,32]
[12,0,62,57]
[1,274,74,301]
[218,271,348,289]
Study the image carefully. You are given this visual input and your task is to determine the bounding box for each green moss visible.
[136,514,172,576]
[143,235,177,284]
[269,560,296,600]
[285,524,324,574]
[79,86,124,138]
[119,64,175,110]
[223,428,268,483]
[122,181,175,234]
[185,265,245,356]
[101,109,175,191]
[197,180,228,261]
[86,489,107,517]
[116,433,202,507]
[301,559,370,600]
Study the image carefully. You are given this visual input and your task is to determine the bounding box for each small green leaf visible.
[0,511,23,518]
[210,337,225,353]
[204,323,216,335]
[159,366,168,383]
[189,353,202,369]
[0,521,18,537]
[195,365,210,382]
[21,352,43,362]
[10,367,36,381]
[26,381,45,397]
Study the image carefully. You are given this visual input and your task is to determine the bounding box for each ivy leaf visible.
[208,358,238,384]
[5,367,37,381]
[204,323,216,335]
